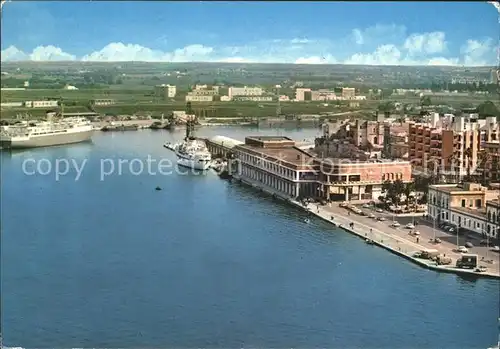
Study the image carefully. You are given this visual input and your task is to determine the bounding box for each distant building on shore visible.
[154,84,177,100]
[92,99,115,106]
[228,86,263,99]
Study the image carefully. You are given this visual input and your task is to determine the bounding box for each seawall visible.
[232,175,500,280]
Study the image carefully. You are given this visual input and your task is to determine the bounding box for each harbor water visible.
[1,127,499,348]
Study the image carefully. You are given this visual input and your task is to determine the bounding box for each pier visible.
[204,135,243,159]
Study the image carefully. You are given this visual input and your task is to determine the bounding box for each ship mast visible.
[185,101,195,140]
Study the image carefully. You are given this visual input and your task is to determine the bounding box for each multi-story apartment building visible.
[479,141,500,182]
[351,119,385,148]
[154,84,176,99]
[311,90,337,101]
[383,124,409,159]
[228,87,263,99]
[341,87,356,100]
[295,88,311,101]
[409,114,499,179]
[427,182,499,237]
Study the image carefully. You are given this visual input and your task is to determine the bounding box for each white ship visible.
[170,101,211,171]
[0,117,94,149]
[175,138,212,170]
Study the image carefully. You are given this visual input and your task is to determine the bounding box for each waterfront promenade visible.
[234,175,500,279]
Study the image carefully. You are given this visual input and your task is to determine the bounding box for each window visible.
[461,199,466,207]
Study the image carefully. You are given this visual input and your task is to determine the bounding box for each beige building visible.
[486,199,499,238]
[188,89,218,96]
[185,95,213,102]
[92,99,115,106]
[25,100,59,108]
[232,96,273,102]
[427,183,499,237]
[479,141,500,182]
[155,84,177,99]
[409,115,499,179]
[228,86,263,99]
[341,87,356,100]
[295,88,311,101]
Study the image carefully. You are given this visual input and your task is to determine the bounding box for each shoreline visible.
[232,175,500,280]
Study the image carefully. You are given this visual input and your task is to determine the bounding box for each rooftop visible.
[246,136,292,142]
[487,199,500,208]
[237,143,314,166]
[430,183,486,194]
[451,206,487,219]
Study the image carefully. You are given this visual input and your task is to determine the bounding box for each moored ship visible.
[0,116,94,149]
[170,102,211,171]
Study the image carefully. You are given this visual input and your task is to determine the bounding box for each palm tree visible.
[403,182,415,207]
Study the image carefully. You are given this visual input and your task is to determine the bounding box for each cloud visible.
[404,32,447,55]
[345,44,403,65]
[0,25,495,66]
[81,43,213,62]
[350,24,407,48]
[461,38,495,66]
[1,44,75,61]
[1,45,28,61]
[295,55,336,64]
[352,29,364,45]
[30,45,76,61]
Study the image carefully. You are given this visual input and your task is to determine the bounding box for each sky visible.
[0,1,499,66]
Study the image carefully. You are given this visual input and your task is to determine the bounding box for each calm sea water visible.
[1,127,499,348]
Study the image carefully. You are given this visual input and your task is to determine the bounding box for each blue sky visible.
[0,1,498,65]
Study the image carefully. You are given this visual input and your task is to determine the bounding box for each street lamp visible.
[432,211,437,241]
[456,221,462,249]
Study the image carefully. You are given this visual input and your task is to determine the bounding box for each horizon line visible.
[0,61,496,68]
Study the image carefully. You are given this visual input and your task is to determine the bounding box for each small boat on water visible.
[304,218,310,224]
[102,124,139,132]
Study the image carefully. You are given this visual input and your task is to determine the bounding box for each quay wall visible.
[232,174,500,280]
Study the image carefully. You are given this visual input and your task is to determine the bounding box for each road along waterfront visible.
[233,174,500,279]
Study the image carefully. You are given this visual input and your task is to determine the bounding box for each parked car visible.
[465,242,474,248]
[362,204,371,209]
[405,223,415,229]
[456,246,468,253]
[480,239,492,246]
[391,221,401,228]
[377,217,386,221]
[491,246,500,253]
[376,208,383,213]
[368,213,376,219]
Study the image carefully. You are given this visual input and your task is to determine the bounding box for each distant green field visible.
[0,98,360,119]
